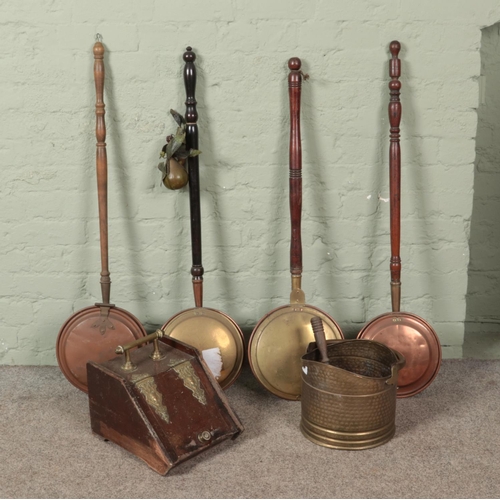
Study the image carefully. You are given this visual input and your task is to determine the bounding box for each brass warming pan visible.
[248,58,343,400]
[301,318,405,450]
[162,47,244,389]
[357,41,441,398]
[56,37,146,392]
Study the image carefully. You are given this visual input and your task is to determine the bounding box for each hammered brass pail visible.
[301,339,405,450]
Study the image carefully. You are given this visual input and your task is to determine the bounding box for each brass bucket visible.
[301,339,405,450]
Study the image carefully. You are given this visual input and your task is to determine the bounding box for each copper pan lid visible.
[357,312,441,398]
[56,305,146,393]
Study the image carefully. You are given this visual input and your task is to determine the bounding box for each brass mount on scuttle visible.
[116,329,167,371]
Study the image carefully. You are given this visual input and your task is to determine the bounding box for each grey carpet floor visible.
[1,361,500,499]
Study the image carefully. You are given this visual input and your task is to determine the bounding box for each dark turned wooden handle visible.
[388,41,402,313]
[288,57,303,277]
[94,39,111,306]
[184,46,204,308]
[310,317,329,364]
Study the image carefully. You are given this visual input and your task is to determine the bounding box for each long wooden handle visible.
[94,38,111,305]
[310,317,329,364]
[288,57,303,278]
[388,41,402,313]
[184,47,203,308]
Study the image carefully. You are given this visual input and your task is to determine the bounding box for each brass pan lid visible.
[248,305,343,400]
[162,307,244,390]
[357,311,441,398]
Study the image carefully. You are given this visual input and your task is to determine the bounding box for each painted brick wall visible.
[466,23,500,336]
[1,0,500,364]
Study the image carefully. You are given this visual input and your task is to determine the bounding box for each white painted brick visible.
[0,327,19,352]
[0,84,25,112]
[0,0,71,24]
[137,193,178,220]
[237,0,316,20]
[401,137,440,167]
[435,322,465,345]
[2,274,85,301]
[73,0,155,23]
[405,272,468,300]
[7,222,86,247]
[440,80,480,109]
[297,21,344,50]
[414,52,480,85]
[316,0,400,21]
[409,246,469,276]
[401,1,482,22]
[2,349,40,365]
[315,271,366,299]
[0,301,34,326]
[341,23,387,50]
[433,298,466,322]
[155,0,234,21]
[402,189,473,219]
[340,190,380,219]
[319,50,388,81]
[413,165,474,194]
[2,0,495,365]
[405,107,477,140]
[217,21,298,51]
[439,138,477,165]
[321,299,365,324]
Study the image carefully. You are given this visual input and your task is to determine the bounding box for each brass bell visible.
[163,157,188,190]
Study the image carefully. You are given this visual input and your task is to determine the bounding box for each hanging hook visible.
[95,33,103,42]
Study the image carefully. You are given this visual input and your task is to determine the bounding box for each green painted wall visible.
[1,0,500,364]
[465,23,500,356]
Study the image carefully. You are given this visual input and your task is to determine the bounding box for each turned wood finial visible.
[183,46,196,62]
[389,40,402,94]
[288,57,301,71]
[93,34,104,55]
[389,40,400,57]
[184,46,198,124]
[93,44,104,58]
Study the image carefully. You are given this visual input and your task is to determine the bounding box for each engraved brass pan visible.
[301,321,406,450]
[248,58,343,401]
[56,38,146,393]
[357,42,441,398]
[249,298,343,400]
[162,48,244,389]
[162,307,244,389]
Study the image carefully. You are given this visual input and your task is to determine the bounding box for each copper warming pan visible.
[162,47,245,389]
[357,41,441,398]
[56,37,146,392]
[248,58,343,400]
